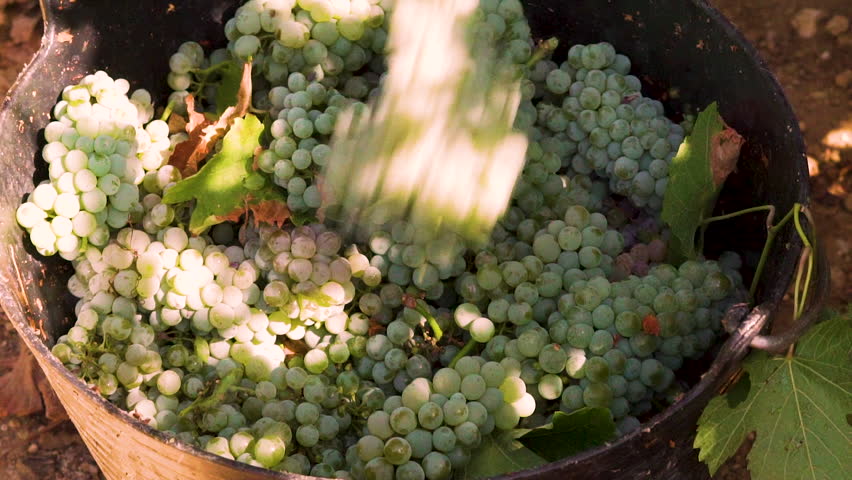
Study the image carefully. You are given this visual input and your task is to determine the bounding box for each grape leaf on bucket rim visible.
[518,408,616,461]
[694,311,852,479]
[162,113,289,234]
[661,102,743,263]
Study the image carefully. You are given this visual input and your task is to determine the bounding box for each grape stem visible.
[526,37,560,68]
[159,98,176,122]
[179,369,241,417]
[449,338,478,369]
[700,202,816,320]
[413,299,443,341]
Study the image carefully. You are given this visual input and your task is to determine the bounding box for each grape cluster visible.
[359,225,468,300]
[523,43,687,213]
[16,1,754,479]
[257,76,362,213]
[15,72,162,259]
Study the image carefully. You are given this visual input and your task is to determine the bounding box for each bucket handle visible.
[723,236,830,355]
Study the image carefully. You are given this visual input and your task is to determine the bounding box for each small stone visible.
[836,69,852,88]
[826,15,850,36]
[791,8,825,39]
[27,443,38,454]
[820,50,831,60]
[799,120,807,132]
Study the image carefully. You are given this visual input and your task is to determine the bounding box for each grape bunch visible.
[521,43,687,213]
[359,225,468,301]
[257,75,361,213]
[15,1,753,479]
[15,72,163,259]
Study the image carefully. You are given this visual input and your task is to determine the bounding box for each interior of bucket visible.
[0,1,809,479]
[0,0,807,347]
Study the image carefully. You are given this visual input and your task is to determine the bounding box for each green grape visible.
[517,329,546,357]
[405,429,433,459]
[397,461,426,480]
[538,343,568,374]
[537,373,563,400]
[460,374,486,400]
[469,317,495,342]
[431,426,456,453]
[390,407,418,435]
[384,437,412,465]
[566,323,594,349]
[367,411,394,440]
[358,435,385,462]
[421,452,452,480]
[499,377,526,403]
[442,398,469,426]
[584,356,610,383]
[479,362,506,388]
[432,368,461,396]
[364,457,394,480]
[588,330,614,355]
[615,311,641,337]
[582,382,613,408]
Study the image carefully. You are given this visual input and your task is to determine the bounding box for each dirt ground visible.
[0,0,849,478]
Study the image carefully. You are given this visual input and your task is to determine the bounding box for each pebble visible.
[791,8,824,39]
[836,69,852,88]
[826,15,850,36]
[27,443,38,454]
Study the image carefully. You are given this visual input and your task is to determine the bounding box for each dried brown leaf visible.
[710,126,744,187]
[35,371,67,421]
[9,14,39,44]
[282,339,308,356]
[167,113,187,134]
[0,347,44,418]
[168,61,253,177]
[247,198,290,228]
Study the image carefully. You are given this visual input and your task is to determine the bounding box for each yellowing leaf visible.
[162,114,288,234]
[695,312,852,479]
[456,430,547,479]
[661,102,743,263]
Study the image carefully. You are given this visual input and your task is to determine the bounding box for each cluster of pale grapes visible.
[17,1,747,479]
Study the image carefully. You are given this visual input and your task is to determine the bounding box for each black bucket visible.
[0,1,829,479]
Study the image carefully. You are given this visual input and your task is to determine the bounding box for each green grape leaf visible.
[169,61,252,177]
[695,311,852,479]
[518,408,616,461]
[162,114,289,234]
[214,59,244,115]
[661,102,743,263]
[456,430,547,479]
